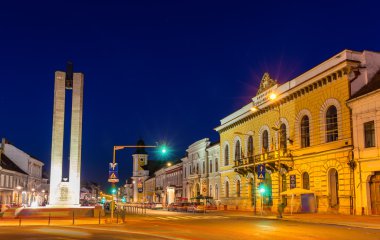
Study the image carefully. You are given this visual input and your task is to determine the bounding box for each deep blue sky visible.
[1,1,379,186]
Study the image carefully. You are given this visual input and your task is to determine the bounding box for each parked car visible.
[151,203,163,209]
[187,202,205,213]
[205,204,217,210]
[167,202,180,211]
[176,202,190,212]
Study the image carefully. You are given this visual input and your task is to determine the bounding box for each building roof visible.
[350,70,380,100]
[141,160,167,175]
[0,153,28,175]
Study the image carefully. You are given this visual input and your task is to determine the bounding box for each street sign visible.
[257,164,265,180]
[109,163,118,172]
[290,174,296,189]
[108,162,119,183]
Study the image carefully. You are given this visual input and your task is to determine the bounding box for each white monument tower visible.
[49,62,84,206]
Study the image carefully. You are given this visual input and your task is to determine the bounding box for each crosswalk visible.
[153,215,229,221]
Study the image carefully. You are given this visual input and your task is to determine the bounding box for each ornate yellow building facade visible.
[215,50,380,214]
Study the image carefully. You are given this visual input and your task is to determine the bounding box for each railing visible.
[234,149,292,168]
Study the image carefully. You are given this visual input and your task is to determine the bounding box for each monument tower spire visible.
[49,62,84,206]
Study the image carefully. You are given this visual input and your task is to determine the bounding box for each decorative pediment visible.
[256,72,277,95]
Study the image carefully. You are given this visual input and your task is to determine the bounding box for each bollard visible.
[48,213,51,225]
[98,211,101,225]
[19,217,21,227]
[72,211,75,225]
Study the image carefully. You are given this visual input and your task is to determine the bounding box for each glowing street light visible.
[269,92,277,100]
[250,106,259,112]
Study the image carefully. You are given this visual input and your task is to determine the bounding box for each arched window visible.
[302,172,310,190]
[215,184,219,199]
[247,136,254,163]
[301,115,310,148]
[225,181,229,198]
[262,130,269,152]
[209,185,213,198]
[215,159,219,172]
[280,123,287,150]
[209,160,213,173]
[203,161,205,174]
[282,174,287,192]
[236,180,241,197]
[224,145,229,166]
[235,140,241,162]
[326,106,338,142]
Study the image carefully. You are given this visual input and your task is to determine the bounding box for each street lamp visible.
[268,92,283,206]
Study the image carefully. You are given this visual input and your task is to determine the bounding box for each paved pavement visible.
[1,213,380,240]
[1,209,380,239]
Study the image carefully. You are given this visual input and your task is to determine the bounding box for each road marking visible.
[154,216,229,221]
[63,226,186,240]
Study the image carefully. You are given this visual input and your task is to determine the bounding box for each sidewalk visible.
[213,210,380,230]
[281,213,380,230]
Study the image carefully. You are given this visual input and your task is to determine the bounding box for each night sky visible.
[1,1,379,186]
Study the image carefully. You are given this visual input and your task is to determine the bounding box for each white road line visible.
[154,215,230,221]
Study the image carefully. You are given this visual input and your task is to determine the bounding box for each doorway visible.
[329,168,339,207]
[370,173,380,215]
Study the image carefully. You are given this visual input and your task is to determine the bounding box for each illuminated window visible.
[280,123,287,150]
[282,174,287,192]
[326,106,338,142]
[301,115,310,148]
[302,172,310,190]
[262,130,269,152]
[247,136,254,163]
[235,140,241,161]
[364,121,375,148]
[224,145,229,166]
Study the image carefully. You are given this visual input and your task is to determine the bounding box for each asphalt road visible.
[0,213,379,240]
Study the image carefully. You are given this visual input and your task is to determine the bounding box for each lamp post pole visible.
[109,144,158,223]
[269,92,282,206]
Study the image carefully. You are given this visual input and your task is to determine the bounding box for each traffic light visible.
[101,197,106,204]
[111,188,117,194]
[258,183,266,194]
[121,197,126,203]
[160,145,167,154]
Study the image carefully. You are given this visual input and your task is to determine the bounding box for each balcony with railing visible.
[233,149,293,175]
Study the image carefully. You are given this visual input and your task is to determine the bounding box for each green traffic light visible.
[158,144,168,154]
[111,188,117,194]
[259,183,266,194]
